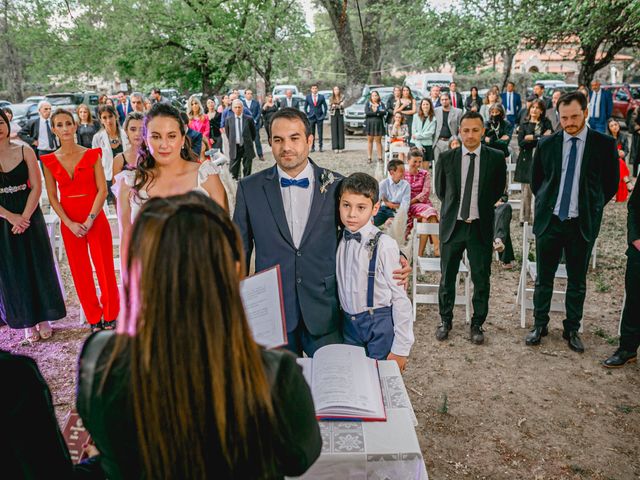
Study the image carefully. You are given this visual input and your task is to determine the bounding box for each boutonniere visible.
[319,169,335,194]
[364,235,380,260]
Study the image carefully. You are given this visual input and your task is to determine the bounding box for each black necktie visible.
[45,120,55,149]
[460,152,476,220]
[343,230,362,242]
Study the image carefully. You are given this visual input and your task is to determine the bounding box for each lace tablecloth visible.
[290,360,428,480]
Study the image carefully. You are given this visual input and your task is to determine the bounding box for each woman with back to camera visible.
[515,98,552,224]
[261,93,279,140]
[41,109,119,332]
[329,85,346,153]
[92,105,130,204]
[0,109,66,343]
[206,97,222,150]
[113,112,144,177]
[113,103,227,262]
[77,192,322,479]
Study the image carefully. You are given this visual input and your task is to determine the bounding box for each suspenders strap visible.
[366,231,384,310]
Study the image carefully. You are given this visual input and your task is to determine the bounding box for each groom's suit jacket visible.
[233,159,343,337]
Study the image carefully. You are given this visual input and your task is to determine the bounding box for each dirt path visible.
[2,132,638,479]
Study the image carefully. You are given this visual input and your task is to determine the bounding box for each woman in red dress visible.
[41,109,119,331]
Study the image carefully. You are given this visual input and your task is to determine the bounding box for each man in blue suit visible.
[304,84,327,152]
[115,91,131,124]
[243,89,264,161]
[233,107,410,356]
[587,79,613,133]
[500,81,522,127]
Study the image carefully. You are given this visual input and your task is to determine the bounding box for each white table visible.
[290,361,428,480]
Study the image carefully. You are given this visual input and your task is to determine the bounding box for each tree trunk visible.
[1,0,24,101]
[501,48,515,90]
[319,0,369,101]
[578,46,599,86]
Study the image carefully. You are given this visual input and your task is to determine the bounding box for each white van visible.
[404,73,454,98]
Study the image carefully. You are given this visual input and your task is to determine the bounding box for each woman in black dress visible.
[629,105,640,177]
[206,98,222,150]
[395,86,417,133]
[76,104,100,148]
[0,110,66,343]
[364,90,386,163]
[77,192,321,479]
[465,86,482,112]
[329,86,345,153]
[515,98,552,223]
[261,93,279,140]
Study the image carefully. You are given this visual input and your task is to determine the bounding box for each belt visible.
[438,137,451,141]
[458,218,477,224]
[0,184,27,194]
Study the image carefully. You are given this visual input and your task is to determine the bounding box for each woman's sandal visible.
[90,321,103,333]
[24,327,40,344]
[102,319,117,330]
[37,321,53,340]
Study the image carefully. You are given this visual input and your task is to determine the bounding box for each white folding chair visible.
[590,237,598,270]
[517,222,582,332]
[506,163,522,213]
[618,292,626,336]
[411,220,471,324]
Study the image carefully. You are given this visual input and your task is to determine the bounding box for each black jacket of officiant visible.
[77,331,321,480]
[0,350,103,480]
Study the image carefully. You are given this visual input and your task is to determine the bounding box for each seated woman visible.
[608,117,634,202]
[388,112,409,162]
[405,147,439,256]
[483,103,513,159]
[77,192,322,480]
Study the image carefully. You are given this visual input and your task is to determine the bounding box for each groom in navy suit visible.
[234,108,409,356]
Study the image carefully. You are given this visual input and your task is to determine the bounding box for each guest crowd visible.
[1,77,639,479]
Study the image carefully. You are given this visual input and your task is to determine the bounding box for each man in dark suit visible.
[526,91,619,352]
[500,81,522,127]
[546,90,562,132]
[603,183,640,367]
[278,89,300,110]
[224,99,256,180]
[233,107,342,356]
[243,88,264,161]
[115,91,131,124]
[533,83,553,110]
[304,84,327,152]
[449,82,464,110]
[587,79,613,134]
[435,111,507,344]
[18,101,59,160]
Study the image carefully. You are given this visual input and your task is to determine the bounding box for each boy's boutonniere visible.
[319,169,335,194]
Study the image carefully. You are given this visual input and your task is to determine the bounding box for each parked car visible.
[45,92,100,115]
[602,83,640,127]
[0,100,11,108]
[9,102,39,127]
[272,84,299,98]
[23,96,45,104]
[344,86,423,135]
[404,73,453,98]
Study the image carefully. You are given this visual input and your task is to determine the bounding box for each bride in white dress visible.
[113,103,228,264]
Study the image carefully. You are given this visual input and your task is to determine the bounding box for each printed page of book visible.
[240,265,287,349]
[311,344,385,420]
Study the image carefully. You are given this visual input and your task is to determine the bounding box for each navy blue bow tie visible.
[280,177,310,188]
[343,230,362,242]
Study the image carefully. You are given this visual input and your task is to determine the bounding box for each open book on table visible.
[297,344,386,422]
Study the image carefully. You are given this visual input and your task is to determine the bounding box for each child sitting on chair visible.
[336,173,414,372]
[373,160,410,228]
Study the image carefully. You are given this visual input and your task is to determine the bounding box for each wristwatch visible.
[88,213,97,220]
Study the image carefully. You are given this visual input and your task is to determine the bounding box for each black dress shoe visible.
[470,324,484,345]
[602,349,637,368]
[311,146,316,152]
[319,147,323,152]
[435,322,451,341]
[562,330,585,353]
[525,326,549,346]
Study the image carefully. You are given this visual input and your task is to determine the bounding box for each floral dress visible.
[405,168,439,233]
